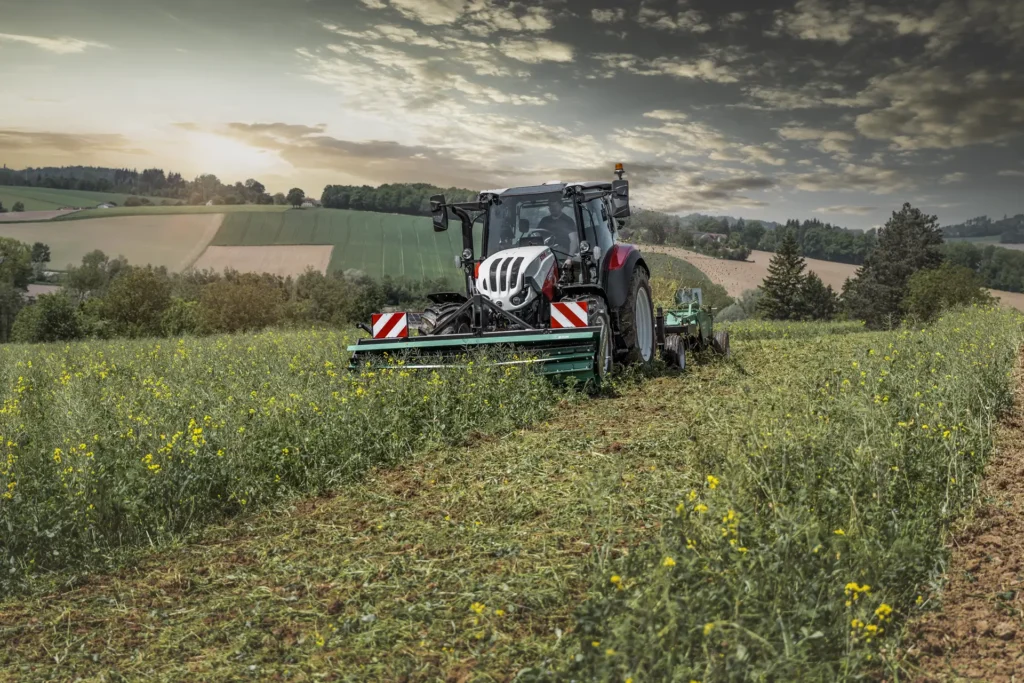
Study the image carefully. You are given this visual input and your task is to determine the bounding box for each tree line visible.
[755,204,992,328]
[0,239,446,345]
[942,214,1024,243]
[321,183,478,215]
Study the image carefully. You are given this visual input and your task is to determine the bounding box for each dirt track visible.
[191,245,334,277]
[0,209,80,222]
[907,352,1024,681]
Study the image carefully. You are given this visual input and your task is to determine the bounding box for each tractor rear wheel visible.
[419,304,470,336]
[713,330,731,357]
[587,297,613,383]
[664,334,686,370]
[619,267,655,365]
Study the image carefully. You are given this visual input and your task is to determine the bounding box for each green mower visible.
[655,287,731,371]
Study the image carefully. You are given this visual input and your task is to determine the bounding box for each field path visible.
[907,351,1024,681]
[0,334,870,681]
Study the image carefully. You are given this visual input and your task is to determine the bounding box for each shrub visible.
[904,262,993,322]
[11,293,84,343]
[102,267,172,337]
[123,196,142,207]
[198,278,286,333]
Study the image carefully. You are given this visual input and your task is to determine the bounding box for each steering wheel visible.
[519,229,554,247]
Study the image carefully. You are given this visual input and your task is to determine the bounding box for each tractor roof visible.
[479,180,613,199]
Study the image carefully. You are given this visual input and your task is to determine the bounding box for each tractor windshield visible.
[485,192,579,260]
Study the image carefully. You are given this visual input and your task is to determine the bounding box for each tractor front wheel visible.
[619,268,655,365]
[419,304,470,336]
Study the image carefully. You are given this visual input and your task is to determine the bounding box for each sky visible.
[0,0,1022,228]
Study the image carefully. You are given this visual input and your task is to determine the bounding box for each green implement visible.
[347,327,604,384]
[655,287,730,370]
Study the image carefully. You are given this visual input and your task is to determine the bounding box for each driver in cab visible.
[537,198,577,256]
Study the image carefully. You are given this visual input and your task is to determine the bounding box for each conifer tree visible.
[756,231,806,320]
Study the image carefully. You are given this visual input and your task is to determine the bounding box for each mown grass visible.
[0,309,1019,682]
[0,331,558,595]
[721,318,868,340]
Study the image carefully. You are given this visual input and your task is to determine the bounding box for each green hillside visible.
[210,208,468,283]
[0,185,163,211]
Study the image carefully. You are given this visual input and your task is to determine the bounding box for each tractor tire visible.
[418,304,470,336]
[586,297,613,384]
[713,330,731,357]
[664,334,686,370]
[619,267,655,365]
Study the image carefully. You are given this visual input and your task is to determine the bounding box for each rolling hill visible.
[0,185,165,212]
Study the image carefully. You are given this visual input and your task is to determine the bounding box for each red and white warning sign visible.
[371,312,409,339]
[550,301,589,329]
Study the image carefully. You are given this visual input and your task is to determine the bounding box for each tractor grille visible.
[481,256,525,297]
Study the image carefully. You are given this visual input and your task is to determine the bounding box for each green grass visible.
[50,204,291,222]
[1,309,1019,680]
[0,186,163,212]
[210,208,465,282]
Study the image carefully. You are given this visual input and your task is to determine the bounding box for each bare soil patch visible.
[191,245,334,277]
[0,209,80,222]
[906,353,1024,681]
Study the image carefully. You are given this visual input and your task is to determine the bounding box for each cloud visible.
[770,0,860,44]
[619,112,786,168]
[940,172,966,184]
[364,0,553,34]
[637,6,712,34]
[778,126,856,155]
[815,205,879,215]
[0,129,141,154]
[786,163,916,193]
[387,0,467,25]
[998,170,1024,177]
[592,8,626,24]
[854,67,1024,150]
[0,32,110,54]
[594,53,742,83]
[498,37,574,63]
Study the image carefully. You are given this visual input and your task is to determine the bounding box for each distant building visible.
[301,199,321,209]
[694,232,729,243]
[96,203,115,209]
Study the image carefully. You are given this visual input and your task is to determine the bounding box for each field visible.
[192,245,335,277]
[0,306,1021,680]
[0,185,163,212]
[209,208,465,281]
[0,214,222,271]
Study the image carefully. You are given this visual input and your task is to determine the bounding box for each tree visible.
[287,188,306,208]
[904,262,993,322]
[843,203,944,328]
[31,243,51,265]
[273,192,287,205]
[800,272,839,321]
[11,202,24,212]
[11,293,84,343]
[65,250,128,299]
[756,231,806,320]
[0,201,5,213]
[244,178,266,201]
[101,267,172,337]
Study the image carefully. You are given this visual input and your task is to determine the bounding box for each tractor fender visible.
[602,245,648,310]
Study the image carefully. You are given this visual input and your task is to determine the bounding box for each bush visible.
[123,196,142,207]
[904,262,994,322]
[102,267,172,337]
[198,278,286,333]
[11,293,84,343]
[161,297,201,336]
[11,202,24,212]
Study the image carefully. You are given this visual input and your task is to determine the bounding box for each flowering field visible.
[0,330,557,594]
[0,307,1021,681]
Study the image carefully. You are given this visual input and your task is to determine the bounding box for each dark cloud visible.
[0,129,144,154]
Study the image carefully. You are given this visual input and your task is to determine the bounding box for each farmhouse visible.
[693,232,729,243]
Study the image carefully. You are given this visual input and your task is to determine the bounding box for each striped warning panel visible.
[550,301,589,329]
[371,312,409,339]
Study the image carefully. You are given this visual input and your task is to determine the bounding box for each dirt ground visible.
[191,245,334,277]
[0,209,80,222]
[642,245,1024,313]
[906,353,1024,681]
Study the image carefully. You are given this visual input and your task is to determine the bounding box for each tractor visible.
[347,164,730,383]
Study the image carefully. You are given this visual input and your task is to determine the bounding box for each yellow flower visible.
[703,622,715,636]
[606,648,616,656]
[662,556,676,567]
[494,609,505,616]
[470,602,486,614]
[706,475,719,490]
[834,529,845,536]
[875,603,892,620]
[694,504,708,514]
[610,575,621,585]
[592,640,601,647]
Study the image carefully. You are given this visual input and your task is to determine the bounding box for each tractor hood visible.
[476,246,554,312]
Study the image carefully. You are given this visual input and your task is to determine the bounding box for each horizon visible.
[1,0,1022,229]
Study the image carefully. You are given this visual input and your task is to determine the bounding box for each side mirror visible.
[611,180,630,218]
[430,194,448,232]
[519,218,531,233]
